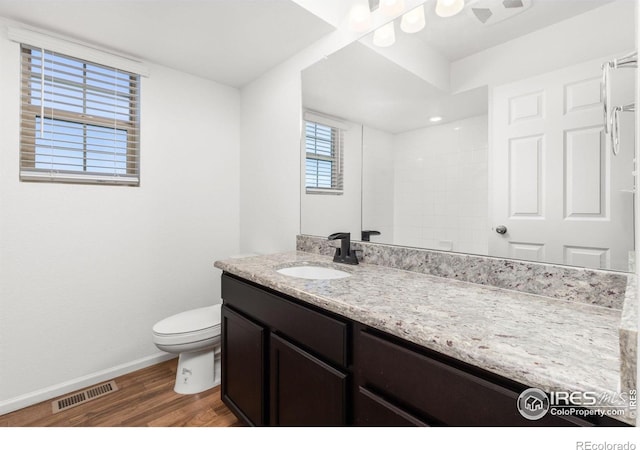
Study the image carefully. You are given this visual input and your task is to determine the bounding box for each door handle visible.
[495,225,507,235]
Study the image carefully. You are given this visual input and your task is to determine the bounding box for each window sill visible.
[305,188,343,196]
[20,170,139,186]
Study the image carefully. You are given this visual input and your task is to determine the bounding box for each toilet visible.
[152,304,222,394]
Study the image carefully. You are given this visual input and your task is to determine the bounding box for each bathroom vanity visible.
[214,250,635,427]
[221,273,348,425]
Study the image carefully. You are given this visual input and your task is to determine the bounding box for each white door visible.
[489,56,635,271]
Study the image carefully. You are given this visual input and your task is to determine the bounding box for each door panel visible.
[565,77,602,113]
[509,90,544,124]
[565,126,605,217]
[508,242,545,261]
[508,135,544,217]
[564,246,610,268]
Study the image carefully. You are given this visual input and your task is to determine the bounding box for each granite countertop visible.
[214,251,631,424]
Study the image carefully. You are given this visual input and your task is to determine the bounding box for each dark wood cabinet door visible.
[270,333,347,426]
[221,305,266,426]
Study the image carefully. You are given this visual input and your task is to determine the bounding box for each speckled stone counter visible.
[297,235,629,309]
[214,251,634,425]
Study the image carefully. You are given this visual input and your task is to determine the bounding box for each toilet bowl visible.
[152,304,222,394]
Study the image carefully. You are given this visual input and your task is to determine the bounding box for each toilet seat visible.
[152,304,221,347]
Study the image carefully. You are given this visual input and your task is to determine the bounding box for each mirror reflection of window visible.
[305,120,344,194]
[300,111,362,239]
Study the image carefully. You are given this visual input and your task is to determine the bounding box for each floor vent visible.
[52,380,119,413]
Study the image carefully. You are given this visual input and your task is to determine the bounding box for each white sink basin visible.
[277,265,351,280]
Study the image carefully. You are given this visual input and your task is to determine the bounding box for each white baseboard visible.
[0,352,176,415]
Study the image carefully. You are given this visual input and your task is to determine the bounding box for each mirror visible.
[301,0,637,272]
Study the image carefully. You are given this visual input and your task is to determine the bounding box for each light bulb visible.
[349,1,373,32]
[400,5,425,33]
[435,0,464,18]
[373,21,396,47]
[380,0,405,17]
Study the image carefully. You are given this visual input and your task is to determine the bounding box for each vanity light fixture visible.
[400,4,426,33]
[435,0,465,18]
[373,21,396,47]
[349,0,373,32]
[380,0,406,17]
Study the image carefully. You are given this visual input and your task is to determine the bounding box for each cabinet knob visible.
[495,225,507,235]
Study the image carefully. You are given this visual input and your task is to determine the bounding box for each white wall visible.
[362,126,394,243]
[393,115,489,255]
[239,65,303,254]
[301,119,362,239]
[0,21,241,411]
[239,30,360,255]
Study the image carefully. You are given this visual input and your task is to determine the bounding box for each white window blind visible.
[304,116,344,195]
[19,44,140,185]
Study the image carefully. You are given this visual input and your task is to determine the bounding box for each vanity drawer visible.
[221,274,349,367]
[355,386,429,427]
[355,328,591,427]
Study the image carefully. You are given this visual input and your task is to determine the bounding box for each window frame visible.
[19,45,140,186]
[304,119,344,195]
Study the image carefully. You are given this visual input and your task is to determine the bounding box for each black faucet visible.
[361,230,381,242]
[327,232,359,265]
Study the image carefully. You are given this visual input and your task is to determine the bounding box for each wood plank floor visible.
[0,358,243,427]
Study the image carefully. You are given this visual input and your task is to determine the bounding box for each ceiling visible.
[414,0,616,61]
[291,0,353,27]
[0,0,335,87]
[302,41,488,134]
